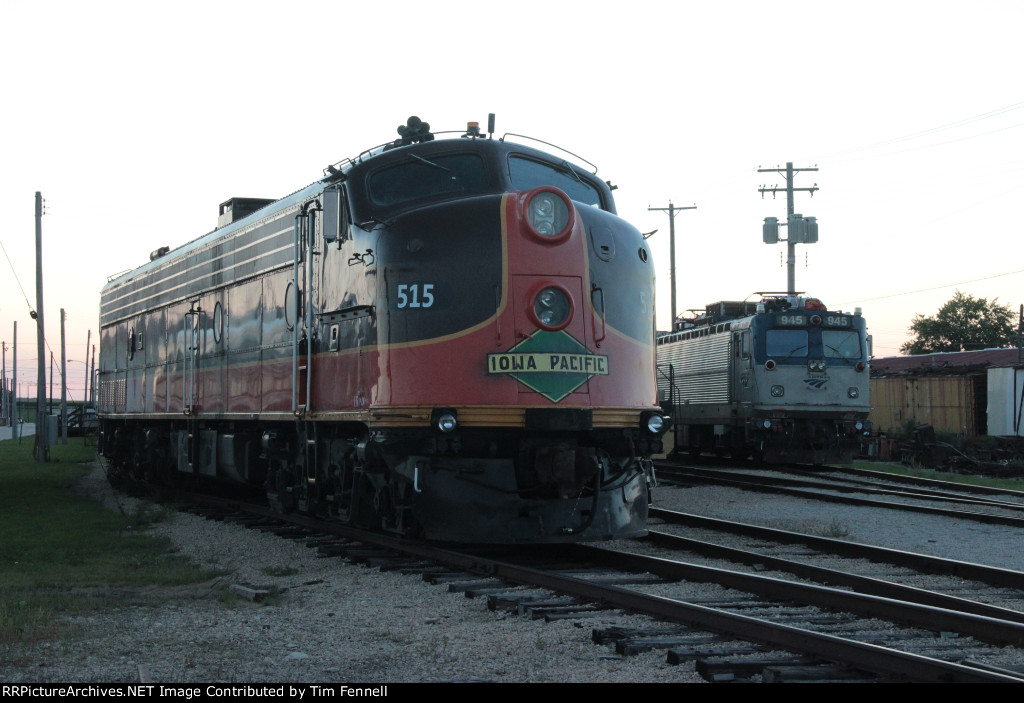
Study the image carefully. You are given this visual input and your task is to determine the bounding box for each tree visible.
[901,291,1016,355]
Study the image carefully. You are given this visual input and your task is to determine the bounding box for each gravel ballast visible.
[3,461,1023,683]
[0,463,703,684]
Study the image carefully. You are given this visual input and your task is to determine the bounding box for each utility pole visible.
[60,309,67,444]
[34,191,48,462]
[1017,304,1022,364]
[12,322,18,440]
[758,163,819,296]
[648,201,697,330]
[89,344,96,407]
[84,329,91,408]
[1,342,6,429]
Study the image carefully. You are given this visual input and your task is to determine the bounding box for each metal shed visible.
[869,349,1021,438]
[987,366,1024,438]
[870,375,980,437]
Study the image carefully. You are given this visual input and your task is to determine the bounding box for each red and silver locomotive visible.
[98,116,665,543]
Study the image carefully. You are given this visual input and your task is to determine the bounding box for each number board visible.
[776,313,852,327]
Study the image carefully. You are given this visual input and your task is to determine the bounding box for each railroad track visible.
[166,487,1024,683]
[654,462,1024,527]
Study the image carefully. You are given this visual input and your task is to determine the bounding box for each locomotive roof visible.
[104,128,609,293]
[102,180,323,293]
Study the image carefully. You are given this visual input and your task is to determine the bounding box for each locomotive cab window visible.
[367,153,488,208]
[822,329,862,359]
[508,156,604,209]
[766,329,808,358]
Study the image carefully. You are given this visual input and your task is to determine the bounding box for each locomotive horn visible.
[398,116,422,135]
[395,116,433,145]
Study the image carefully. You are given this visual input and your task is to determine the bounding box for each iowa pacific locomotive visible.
[657,296,870,464]
[98,116,665,543]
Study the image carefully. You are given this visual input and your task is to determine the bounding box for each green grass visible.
[851,461,1024,492]
[0,435,98,467]
[0,438,220,653]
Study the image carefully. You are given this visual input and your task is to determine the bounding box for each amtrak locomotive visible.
[657,295,870,464]
[98,116,666,543]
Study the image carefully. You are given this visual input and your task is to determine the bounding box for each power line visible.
[0,236,35,316]
[818,100,1024,161]
[828,120,1024,166]
[837,269,1024,306]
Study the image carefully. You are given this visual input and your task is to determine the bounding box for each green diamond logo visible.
[486,330,608,403]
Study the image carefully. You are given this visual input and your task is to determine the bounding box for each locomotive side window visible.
[766,329,808,358]
[508,156,604,209]
[368,154,488,208]
[822,329,862,359]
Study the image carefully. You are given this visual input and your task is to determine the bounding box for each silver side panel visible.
[657,333,731,405]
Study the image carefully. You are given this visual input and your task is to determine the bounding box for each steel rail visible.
[658,464,1024,511]
[655,465,1024,527]
[486,562,1023,683]
[168,492,1024,682]
[572,545,1024,648]
[650,507,1024,589]
[816,465,1024,500]
[638,529,1024,624]
[711,466,1024,512]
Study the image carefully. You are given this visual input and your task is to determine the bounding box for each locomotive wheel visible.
[268,467,296,514]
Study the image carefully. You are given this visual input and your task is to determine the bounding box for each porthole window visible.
[284,280,296,331]
[213,301,224,344]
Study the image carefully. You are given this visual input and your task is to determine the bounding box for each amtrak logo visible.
[487,330,608,402]
[803,377,830,391]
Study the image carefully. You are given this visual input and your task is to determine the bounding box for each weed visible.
[261,566,299,577]
[213,583,241,608]
[124,502,174,531]
[771,518,853,540]
[260,586,285,606]
[818,518,850,539]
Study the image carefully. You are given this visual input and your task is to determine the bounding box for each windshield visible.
[508,156,603,208]
[367,153,488,208]
[822,329,862,359]
[766,329,808,358]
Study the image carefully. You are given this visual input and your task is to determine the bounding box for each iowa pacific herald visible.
[487,352,609,375]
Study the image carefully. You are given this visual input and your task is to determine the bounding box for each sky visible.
[1,0,1022,402]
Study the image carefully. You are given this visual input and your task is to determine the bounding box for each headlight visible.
[529,193,569,235]
[523,187,573,242]
[808,360,826,372]
[533,286,572,329]
[847,387,859,399]
[855,421,864,431]
[641,412,668,435]
[771,385,785,397]
[432,408,458,433]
